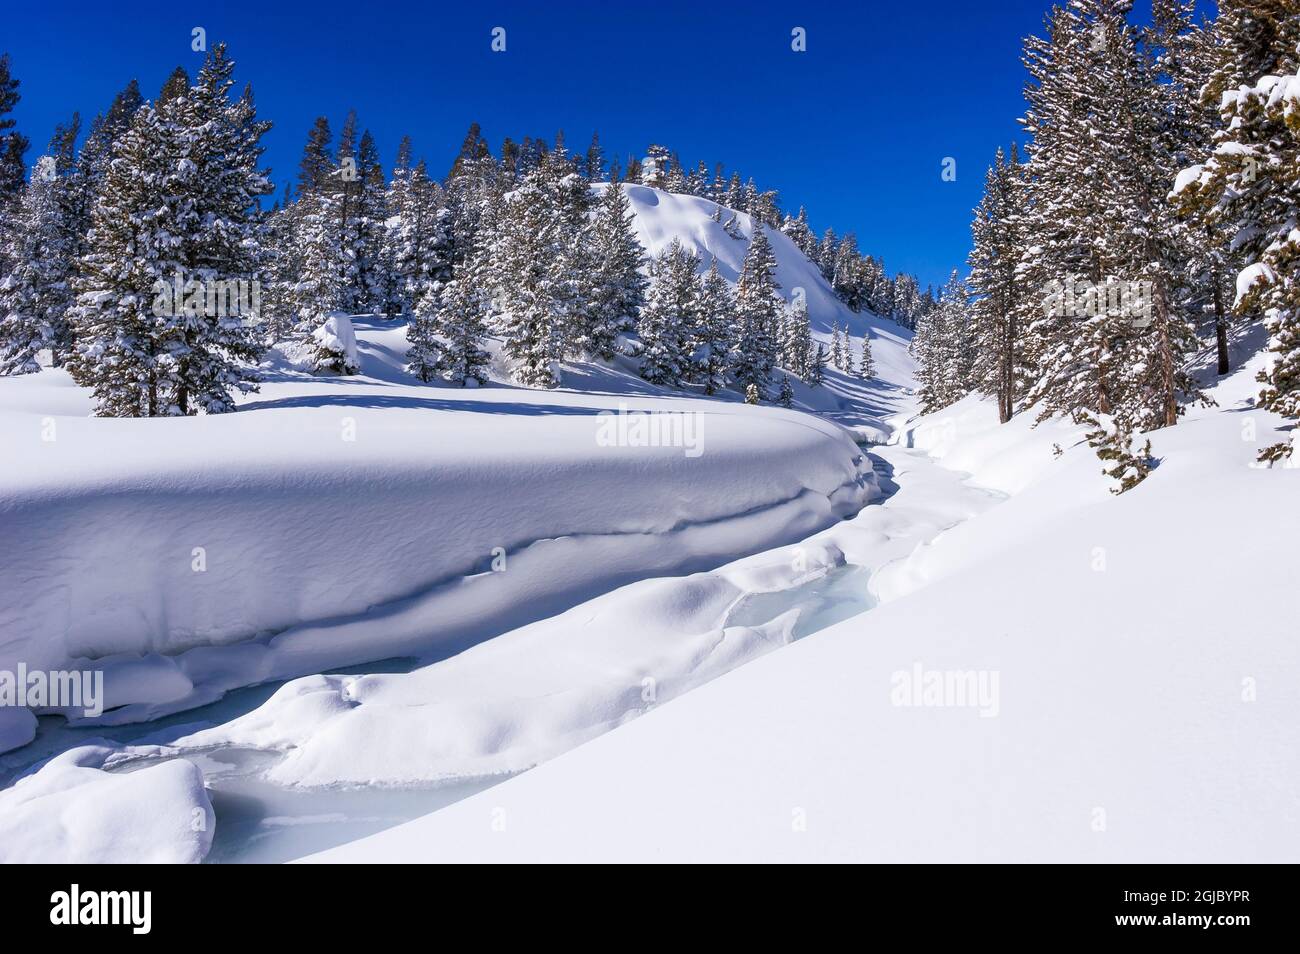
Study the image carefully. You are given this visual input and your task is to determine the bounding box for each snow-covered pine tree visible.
[353,129,389,314]
[731,220,781,400]
[583,178,648,360]
[583,132,604,182]
[284,117,345,330]
[777,372,795,408]
[0,54,27,206]
[65,104,178,416]
[782,206,819,261]
[781,294,812,378]
[390,158,453,316]
[68,47,270,416]
[804,343,827,388]
[1175,1,1300,461]
[158,46,272,414]
[432,275,491,386]
[1017,0,1207,432]
[331,111,363,312]
[916,271,973,413]
[0,156,75,373]
[643,144,671,189]
[857,333,875,380]
[968,145,1030,422]
[816,229,838,283]
[829,322,843,370]
[485,151,568,388]
[693,257,734,394]
[639,238,698,387]
[832,233,864,311]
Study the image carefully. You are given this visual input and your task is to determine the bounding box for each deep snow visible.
[305,345,1300,863]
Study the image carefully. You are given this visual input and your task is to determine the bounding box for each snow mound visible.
[0,744,214,863]
[311,311,361,373]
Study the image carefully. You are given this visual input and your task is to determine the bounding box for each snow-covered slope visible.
[0,185,905,740]
[304,353,1300,863]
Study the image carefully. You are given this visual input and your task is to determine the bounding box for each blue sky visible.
[3,0,1214,289]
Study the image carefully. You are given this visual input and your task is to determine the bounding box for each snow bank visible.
[0,744,214,863]
[160,427,996,791]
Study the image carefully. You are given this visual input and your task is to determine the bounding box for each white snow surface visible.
[306,350,1300,863]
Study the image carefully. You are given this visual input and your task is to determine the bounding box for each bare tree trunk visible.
[1212,264,1229,376]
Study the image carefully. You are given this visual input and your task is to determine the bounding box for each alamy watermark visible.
[1043,277,1153,329]
[596,402,704,458]
[890,662,1000,718]
[0,664,104,718]
[152,270,261,324]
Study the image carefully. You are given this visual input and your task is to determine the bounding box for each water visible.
[725,564,876,640]
[108,744,506,864]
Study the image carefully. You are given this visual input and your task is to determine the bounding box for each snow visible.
[304,354,1300,863]
[1170,163,1204,197]
[0,744,214,863]
[1235,261,1277,307]
[311,310,360,373]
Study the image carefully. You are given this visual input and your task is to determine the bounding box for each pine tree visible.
[805,343,827,388]
[968,145,1030,422]
[353,129,389,313]
[777,372,795,408]
[731,220,781,399]
[639,239,698,387]
[693,257,734,394]
[829,322,843,369]
[0,157,75,373]
[583,132,604,182]
[1175,1,1300,461]
[580,179,647,360]
[781,295,812,378]
[916,271,973,413]
[485,151,570,387]
[857,334,875,380]
[65,105,179,416]
[0,53,28,206]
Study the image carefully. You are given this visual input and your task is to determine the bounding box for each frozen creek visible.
[0,444,1006,863]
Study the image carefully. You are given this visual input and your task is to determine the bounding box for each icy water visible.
[724,564,876,640]
[109,746,502,864]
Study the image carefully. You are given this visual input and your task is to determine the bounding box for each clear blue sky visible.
[2,0,1214,290]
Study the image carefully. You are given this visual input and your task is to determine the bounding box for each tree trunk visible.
[1212,265,1229,376]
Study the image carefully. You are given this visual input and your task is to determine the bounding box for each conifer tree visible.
[1175,1,1300,461]
[639,239,698,387]
[731,221,781,399]
[0,54,28,205]
[777,372,795,408]
[0,157,75,373]
[693,257,734,394]
[580,179,647,360]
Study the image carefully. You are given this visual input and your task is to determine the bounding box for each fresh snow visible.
[304,350,1300,863]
